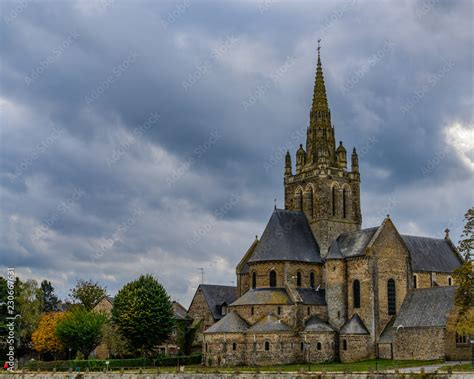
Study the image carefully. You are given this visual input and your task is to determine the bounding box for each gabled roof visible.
[335,227,378,258]
[326,239,344,259]
[296,288,326,305]
[378,316,396,343]
[401,235,463,273]
[172,301,190,320]
[230,288,293,306]
[304,316,335,332]
[247,314,291,333]
[393,286,457,328]
[204,312,249,333]
[248,209,322,263]
[198,284,238,321]
[237,237,259,275]
[340,314,369,335]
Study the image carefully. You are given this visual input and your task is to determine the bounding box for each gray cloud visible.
[0,0,472,306]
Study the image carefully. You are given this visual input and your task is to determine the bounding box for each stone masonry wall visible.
[393,327,446,360]
[303,331,337,363]
[188,289,215,343]
[339,334,373,362]
[325,259,346,329]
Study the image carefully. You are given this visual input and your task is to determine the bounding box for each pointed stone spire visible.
[310,40,331,129]
[285,150,292,176]
[351,147,359,172]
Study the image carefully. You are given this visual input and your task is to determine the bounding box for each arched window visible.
[332,187,337,216]
[205,343,208,352]
[269,270,277,287]
[448,277,452,286]
[232,343,237,351]
[264,341,270,351]
[252,272,257,289]
[317,342,322,351]
[296,271,302,287]
[251,307,254,316]
[387,279,396,315]
[413,274,417,289]
[310,272,315,289]
[342,188,347,218]
[277,306,281,315]
[353,279,361,309]
[307,306,310,315]
[295,189,303,212]
[342,339,347,350]
[300,342,304,351]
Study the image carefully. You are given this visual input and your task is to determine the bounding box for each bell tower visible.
[284,43,361,256]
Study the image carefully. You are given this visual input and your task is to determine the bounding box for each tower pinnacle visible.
[310,39,330,128]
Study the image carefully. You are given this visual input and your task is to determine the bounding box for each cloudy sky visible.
[1,0,473,306]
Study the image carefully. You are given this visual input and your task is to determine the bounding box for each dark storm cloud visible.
[0,0,472,305]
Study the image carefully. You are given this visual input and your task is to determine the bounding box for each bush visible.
[25,354,202,371]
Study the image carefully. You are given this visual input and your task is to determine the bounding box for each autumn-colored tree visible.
[69,279,106,311]
[453,207,474,334]
[32,312,67,359]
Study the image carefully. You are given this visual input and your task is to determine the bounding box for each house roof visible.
[296,288,326,305]
[172,301,190,320]
[304,316,335,332]
[247,314,292,333]
[335,227,378,258]
[393,286,457,328]
[230,288,293,306]
[340,313,369,335]
[199,284,238,321]
[204,311,249,333]
[326,239,344,259]
[237,238,259,275]
[248,209,322,264]
[401,235,462,273]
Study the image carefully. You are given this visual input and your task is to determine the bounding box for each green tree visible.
[55,308,107,359]
[40,280,59,312]
[0,277,8,357]
[112,275,175,355]
[100,322,130,358]
[69,279,106,311]
[17,279,43,355]
[453,207,474,334]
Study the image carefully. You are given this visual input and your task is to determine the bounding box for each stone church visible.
[193,49,470,366]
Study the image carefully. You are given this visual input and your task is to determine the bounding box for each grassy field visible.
[146,359,444,373]
[438,363,474,372]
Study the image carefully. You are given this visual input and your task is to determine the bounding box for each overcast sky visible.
[1,0,473,307]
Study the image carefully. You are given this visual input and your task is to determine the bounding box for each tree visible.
[55,308,107,359]
[100,322,130,358]
[112,275,175,355]
[69,279,106,311]
[17,279,43,355]
[40,280,59,312]
[32,312,67,359]
[452,207,474,334]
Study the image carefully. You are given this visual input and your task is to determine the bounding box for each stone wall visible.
[230,304,296,327]
[188,289,215,343]
[245,332,299,366]
[325,259,346,329]
[302,331,337,363]
[203,333,247,366]
[339,334,373,362]
[413,271,455,288]
[393,327,446,360]
[377,343,392,359]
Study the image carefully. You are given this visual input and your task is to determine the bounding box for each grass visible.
[140,359,444,373]
[439,363,474,372]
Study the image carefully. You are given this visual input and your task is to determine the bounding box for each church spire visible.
[310,39,330,128]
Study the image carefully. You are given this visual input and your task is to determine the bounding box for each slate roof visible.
[340,314,370,335]
[248,209,322,263]
[304,316,335,332]
[393,286,457,328]
[296,288,326,305]
[247,314,292,333]
[326,240,344,259]
[204,312,249,333]
[199,284,238,320]
[172,301,190,320]
[336,227,378,258]
[401,235,462,273]
[378,316,396,343]
[230,288,293,306]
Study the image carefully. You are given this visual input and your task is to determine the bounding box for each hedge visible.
[25,354,202,371]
